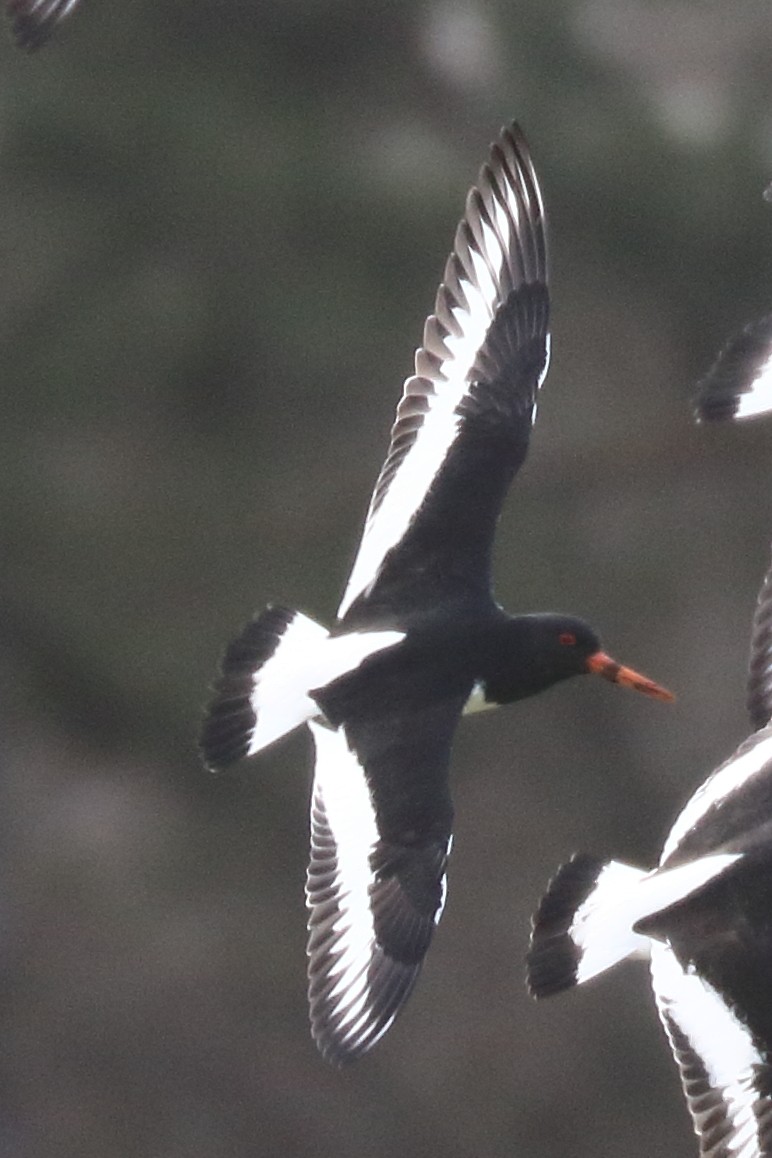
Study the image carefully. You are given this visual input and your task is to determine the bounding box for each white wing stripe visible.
[309,721,378,945]
[338,399,465,616]
[662,729,772,861]
[651,943,765,1154]
[337,130,543,619]
[307,721,381,1032]
[735,352,772,418]
[339,262,494,616]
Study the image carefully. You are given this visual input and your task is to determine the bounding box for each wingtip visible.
[307,941,421,1066]
[694,313,772,424]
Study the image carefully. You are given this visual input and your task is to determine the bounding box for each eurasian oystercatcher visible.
[7,0,80,50]
[201,123,673,1066]
[528,496,772,1152]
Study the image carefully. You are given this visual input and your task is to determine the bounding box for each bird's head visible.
[532,614,674,701]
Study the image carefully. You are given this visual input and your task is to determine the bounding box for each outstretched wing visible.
[695,314,772,423]
[7,0,80,49]
[338,122,549,621]
[305,695,464,1065]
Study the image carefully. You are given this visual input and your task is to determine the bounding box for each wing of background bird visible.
[305,694,465,1065]
[748,544,772,731]
[659,726,772,866]
[648,915,772,1156]
[693,319,772,727]
[7,0,80,49]
[642,723,772,1156]
[338,122,549,621]
[695,314,772,423]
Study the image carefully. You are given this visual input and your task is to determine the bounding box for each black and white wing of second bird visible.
[7,0,80,50]
[696,313,772,423]
[201,123,673,1066]
[528,417,772,1154]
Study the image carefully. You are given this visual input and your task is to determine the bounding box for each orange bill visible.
[586,651,675,702]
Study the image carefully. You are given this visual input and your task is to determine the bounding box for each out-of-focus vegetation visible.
[2,2,772,1155]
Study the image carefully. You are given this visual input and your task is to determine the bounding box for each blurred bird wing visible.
[748,546,772,731]
[8,0,80,50]
[695,313,772,423]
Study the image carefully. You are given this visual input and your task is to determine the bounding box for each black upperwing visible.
[338,123,549,621]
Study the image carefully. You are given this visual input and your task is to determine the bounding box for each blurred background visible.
[2,1,772,1155]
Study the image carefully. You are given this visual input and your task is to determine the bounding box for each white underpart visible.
[247,618,404,756]
[651,942,764,1157]
[338,255,510,618]
[735,352,772,419]
[661,729,772,862]
[572,854,741,985]
[308,721,381,1037]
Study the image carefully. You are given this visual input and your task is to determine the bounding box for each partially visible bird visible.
[7,0,80,50]
[201,123,673,1066]
[696,313,772,423]
[528,433,772,1154]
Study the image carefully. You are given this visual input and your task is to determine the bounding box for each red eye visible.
[559,632,577,646]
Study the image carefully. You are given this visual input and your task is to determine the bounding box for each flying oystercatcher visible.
[201,123,673,1066]
[528,425,772,1153]
[7,0,80,50]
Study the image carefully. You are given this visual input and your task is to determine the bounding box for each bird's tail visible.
[527,854,650,998]
[527,851,744,999]
[200,605,329,771]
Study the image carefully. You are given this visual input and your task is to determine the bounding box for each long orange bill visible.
[586,651,675,702]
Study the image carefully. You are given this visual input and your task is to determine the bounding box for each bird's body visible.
[202,124,671,1065]
[528,530,772,1153]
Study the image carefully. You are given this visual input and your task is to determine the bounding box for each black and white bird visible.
[7,0,79,50]
[696,313,772,423]
[528,544,772,1152]
[201,123,673,1066]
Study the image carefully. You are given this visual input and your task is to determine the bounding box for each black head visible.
[526,614,603,686]
[487,614,674,705]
